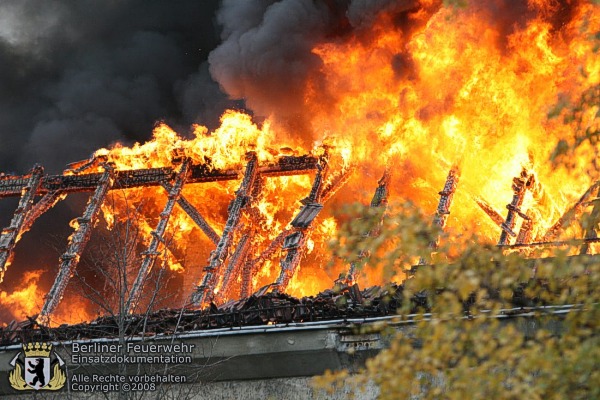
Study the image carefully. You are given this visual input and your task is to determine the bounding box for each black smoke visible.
[0,0,233,175]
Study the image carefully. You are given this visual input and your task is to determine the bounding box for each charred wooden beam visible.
[431,167,459,230]
[126,159,191,313]
[193,152,261,306]
[274,231,306,291]
[40,164,114,323]
[516,210,535,245]
[1,168,171,197]
[474,196,505,228]
[0,165,44,281]
[0,156,319,198]
[542,181,600,242]
[346,169,391,283]
[64,155,108,175]
[498,168,535,245]
[515,177,551,247]
[274,206,326,291]
[418,167,460,265]
[216,233,252,303]
[21,190,66,235]
[370,169,391,208]
[498,236,600,249]
[239,255,259,299]
[273,152,329,292]
[161,182,220,246]
[320,167,353,204]
[220,176,266,302]
[301,158,327,204]
[259,155,319,177]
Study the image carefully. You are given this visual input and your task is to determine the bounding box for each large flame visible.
[0,269,93,326]
[6,0,598,324]
[303,0,599,242]
[91,0,599,305]
[0,271,43,321]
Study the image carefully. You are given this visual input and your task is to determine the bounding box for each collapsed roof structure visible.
[1,149,598,330]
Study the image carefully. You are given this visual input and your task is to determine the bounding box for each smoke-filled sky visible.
[0,0,235,174]
[0,0,440,174]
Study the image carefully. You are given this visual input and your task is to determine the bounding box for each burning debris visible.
[1,264,586,346]
[0,283,409,345]
[498,168,535,246]
[0,279,546,345]
[418,167,459,265]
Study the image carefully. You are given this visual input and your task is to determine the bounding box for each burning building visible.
[0,0,598,325]
[0,0,598,397]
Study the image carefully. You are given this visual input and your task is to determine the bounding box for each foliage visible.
[550,84,600,175]
[314,202,600,399]
[328,202,437,282]
[549,17,600,174]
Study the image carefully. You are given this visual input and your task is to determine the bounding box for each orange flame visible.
[40,1,600,313]
[0,271,43,323]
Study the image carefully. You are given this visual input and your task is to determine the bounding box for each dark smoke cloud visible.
[208,0,333,139]
[207,0,440,141]
[0,0,231,174]
[346,0,418,27]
